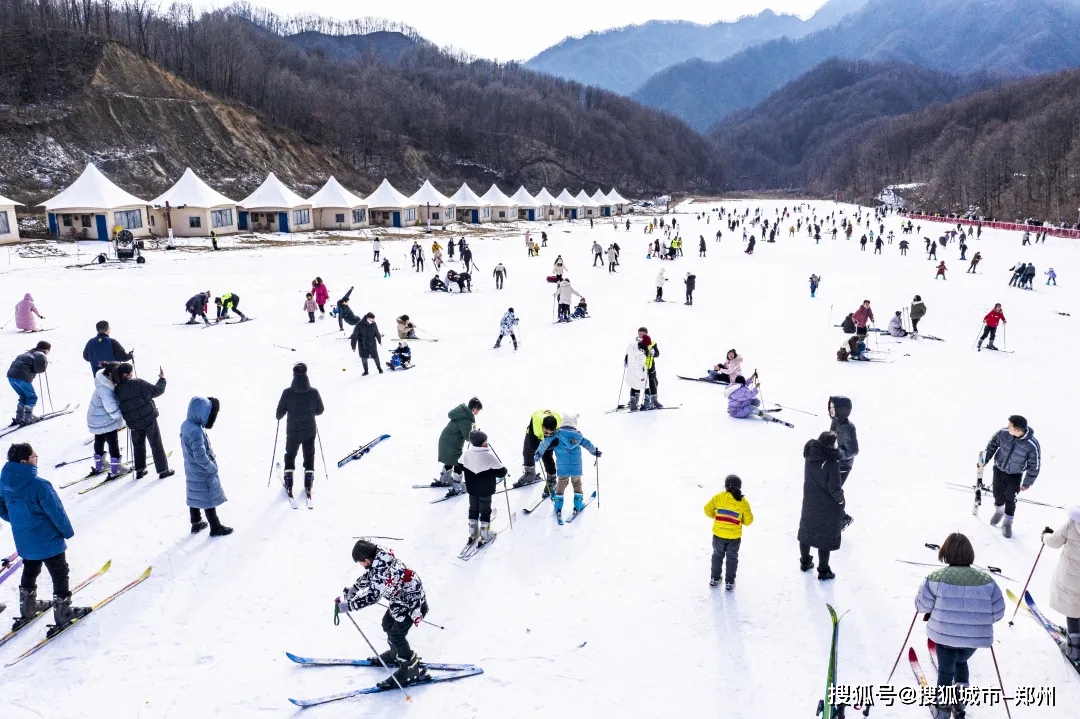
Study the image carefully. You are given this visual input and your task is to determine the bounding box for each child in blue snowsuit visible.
[572,298,589,318]
[388,343,412,370]
[533,414,601,517]
[809,274,820,298]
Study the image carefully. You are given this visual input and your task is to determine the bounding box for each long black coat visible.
[828,396,858,474]
[115,376,166,431]
[350,319,383,357]
[797,439,846,552]
[275,374,324,439]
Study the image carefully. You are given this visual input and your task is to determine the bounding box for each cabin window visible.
[62,214,73,227]
[404,208,416,221]
[335,213,345,224]
[293,208,311,225]
[211,209,233,228]
[352,209,366,223]
[0,212,9,235]
[114,209,143,229]
[189,216,202,228]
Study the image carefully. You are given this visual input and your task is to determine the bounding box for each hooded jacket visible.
[985,426,1040,486]
[623,341,648,392]
[656,270,667,288]
[312,281,329,306]
[114,375,166,431]
[556,280,581,305]
[14,293,41,332]
[83,332,132,375]
[828,396,858,473]
[719,355,743,379]
[910,301,927,321]
[726,383,759,419]
[460,444,508,496]
[275,373,324,438]
[915,565,1004,648]
[1043,505,1080,618]
[437,404,475,466]
[0,461,73,560]
[499,311,518,334]
[704,490,754,540]
[87,368,125,435]
[344,547,427,624]
[7,348,48,383]
[797,438,845,552]
[181,397,226,509]
[350,318,383,354]
[887,315,905,337]
[534,417,597,477]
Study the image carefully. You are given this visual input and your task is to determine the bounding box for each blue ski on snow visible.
[1007,588,1080,674]
[286,652,476,671]
[565,491,598,523]
[337,434,390,468]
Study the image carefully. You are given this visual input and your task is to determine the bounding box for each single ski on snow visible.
[677,375,729,385]
[816,603,847,719]
[907,647,938,718]
[522,492,549,514]
[287,666,484,707]
[0,560,111,649]
[0,551,23,586]
[337,434,390,468]
[973,450,986,515]
[564,491,598,523]
[1006,589,1080,674]
[285,652,476,671]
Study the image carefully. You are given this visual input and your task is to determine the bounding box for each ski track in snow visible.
[0,202,1077,718]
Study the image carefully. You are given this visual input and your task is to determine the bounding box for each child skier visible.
[460,430,507,546]
[388,342,412,370]
[935,261,947,279]
[533,414,600,521]
[382,258,391,278]
[494,308,518,349]
[7,341,50,426]
[181,396,232,535]
[1047,267,1058,285]
[809,274,820,298]
[304,293,317,323]
[977,303,1006,350]
[704,474,754,589]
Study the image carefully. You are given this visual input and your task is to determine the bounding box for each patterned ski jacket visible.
[915,565,1004,648]
[499,311,518,334]
[345,548,427,624]
[704,491,754,539]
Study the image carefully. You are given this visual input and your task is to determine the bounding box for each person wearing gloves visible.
[494,308,519,349]
[909,296,927,334]
[14,293,44,332]
[184,291,212,325]
[708,350,744,384]
[655,269,667,302]
[534,413,600,520]
[82,321,133,376]
[0,443,91,635]
[887,311,908,337]
[460,430,508,545]
[86,363,127,478]
[914,533,1005,719]
[432,398,482,495]
[275,363,324,505]
[980,414,1041,538]
[726,376,765,419]
[349,312,384,376]
[623,330,649,412]
[114,363,174,480]
[336,540,430,689]
[797,431,845,581]
[1042,506,1080,662]
[7,341,50,426]
[555,279,582,323]
[514,410,561,490]
[181,396,231,536]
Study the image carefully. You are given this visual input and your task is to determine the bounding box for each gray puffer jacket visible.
[985,427,1041,487]
[915,565,1004,648]
[829,396,858,473]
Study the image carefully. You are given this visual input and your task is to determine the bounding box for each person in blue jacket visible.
[181,397,232,536]
[0,443,91,634]
[82,321,133,377]
[533,413,601,519]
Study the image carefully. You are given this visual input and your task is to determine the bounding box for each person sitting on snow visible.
[887,311,908,338]
[430,274,448,292]
[846,335,871,361]
[388,342,412,371]
[572,298,589,319]
[725,375,765,419]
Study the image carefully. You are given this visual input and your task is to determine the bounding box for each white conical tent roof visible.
[556,188,583,207]
[363,179,412,209]
[409,180,452,207]
[308,176,366,208]
[449,183,489,207]
[151,168,236,208]
[239,172,308,209]
[575,189,599,207]
[591,189,610,205]
[606,188,629,205]
[41,163,148,210]
[0,194,23,206]
[510,187,539,207]
[482,184,515,207]
[533,187,559,205]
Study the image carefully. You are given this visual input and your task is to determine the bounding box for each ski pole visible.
[989,646,1012,719]
[316,429,330,483]
[268,420,280,487]
[773,403,818,416]
[1008,542,1045,626]
[0,312,13,329]
[595,456,600,509]
[973,323,985,349]
[488,444,513,530]
[884,611,919,684]
[1003,322,1008,351]
[615,364,626,409]
[55,454,94,468]
[374,601,446,629]
[273,344,296,352]
[353,536,405,541]
[43,371,53,413]
[336,605,411,701]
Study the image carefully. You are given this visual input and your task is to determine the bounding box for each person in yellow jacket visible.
[704,475,754,590]
[513,410,561,491]
[213,292,248,322]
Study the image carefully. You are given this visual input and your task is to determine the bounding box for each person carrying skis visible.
[312,278,329,317]
[460,429,507,545]
[979,414,1040,538]
[935,261,947,280]
[181,396,232,535]
[514,410,560,489]
[14,293,44,332]
[429,274,448,292]
[493,308,518,350]
[592,241,603,267]
[655,269,667,302]
[86,363,127,479]
[829,396,858,530]
[432,398,482,495]
[555,279,581,323]
[725,375,765,419]
[909,296,926,334]
[115,363,175,480]
[684,272,696,305]
[977,303,1006,350]
[534,413,600,520]
[0,443,91,635]
[493,263,507,290]
[396,315,418,340]
[213,293,248,322]
[381,258,391,278]
[809,274,820,298]
[337,540,430,689]
[705,474,753,589]
[275,363,324,505]
[7,341,50,426]
[349,313,384,376]
[708,350,744,384]
[914,532,1004,718]
[184,291,211,325]
[82,321,133,376]
[798,431,844,581]
[852,300,874,337]
[888,311,908,337]
[336,287,359,331]
[1041,507,1080,661]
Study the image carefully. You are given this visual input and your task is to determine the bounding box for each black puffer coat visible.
[829,396,858,473]
[114,376,166,430]
[350,318,383,355]
[275,374,324,438]
[797,438,846,552]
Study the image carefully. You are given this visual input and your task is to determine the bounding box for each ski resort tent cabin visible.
[591,189,613,217]
[149,168,239,238]
[481,185,516,222]
[364,179,417,228]
[409,180,456,227]
[0,194,22,244]
[555,189,583,220]
[449,183,491,224]
[510,187,540,221]
[575,190,599,218]
[41,164,150,241]
[238,173,313,233]
[308,177,368,230]
[533,187,561,221]
[606,188,630,215]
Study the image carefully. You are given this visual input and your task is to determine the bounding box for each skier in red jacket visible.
[852,301,874,337]
[978,304,1006,351]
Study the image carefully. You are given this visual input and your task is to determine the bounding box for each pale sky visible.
[235,0,830,61]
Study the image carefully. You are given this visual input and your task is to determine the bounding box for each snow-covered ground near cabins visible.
[0,199,1077,718]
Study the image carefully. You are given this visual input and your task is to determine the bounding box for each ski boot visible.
[431,468,455,488]
[368,649,399,667]
[651,394,664,409]
[377,651,429,689]
[305,471,315,509]
[1001,514,1014,539]
[541,473,557,499]
[989,505,1005,526]
[553,493,565,521]
[709,578,719,587]
[987,343,998,351]
[18,406,40,425]
[628,394,639,412]
[12,588,52,631]
[46,595,91,638]
[479,521,496,544]
[108,457,131,479]
[641,394,654,411]
[1066,633,1080,662]
[573,493,585,513]
[444,473,466,499]
[468,519,480,543]
[513,466,540,488]
[88,455,106,477]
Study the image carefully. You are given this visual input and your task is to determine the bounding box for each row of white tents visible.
[0,164,631,243]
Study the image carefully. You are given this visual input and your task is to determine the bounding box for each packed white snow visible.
[0,200,1077,718]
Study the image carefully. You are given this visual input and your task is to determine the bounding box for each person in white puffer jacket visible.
[1042,505,1080,662]
[655,269,667,302]
[86,364,127,478]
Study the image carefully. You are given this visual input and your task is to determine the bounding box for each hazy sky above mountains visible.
[249,0,829,61]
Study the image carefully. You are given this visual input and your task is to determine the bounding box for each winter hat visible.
[561,414,579,429]
[895,311,902,317]
[913,295,922,301]
[293,362,308,376]
[508,307,514,313]
[469,429,488,446]
[638,334,652,350]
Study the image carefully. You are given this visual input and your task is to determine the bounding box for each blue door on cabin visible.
[238,211,248,230]
[604,207,611,217]
[95,215,108,241]
[528,209,535,222]
[471,209,479,224]
[392,212,401,228]
[571,209,578,220]
[277,212,288,233]
[48,213,57,235]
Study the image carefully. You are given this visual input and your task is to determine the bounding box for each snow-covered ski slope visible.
[1,201,1077,718]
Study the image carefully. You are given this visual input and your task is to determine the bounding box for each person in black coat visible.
[459,430,508,543]
[82,321,133,377]
[829,396,858,530]
[336,287,359,331]
[275,363,325,501]
[114,363,174,479]
[684,272,696,306]
[185,292,211,325]
[798,431,844,581]
[7,342,50,425]
[350,313,384,375]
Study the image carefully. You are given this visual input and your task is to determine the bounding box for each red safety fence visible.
[900,213,1080,239]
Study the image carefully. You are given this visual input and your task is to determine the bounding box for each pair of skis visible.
[276,462,313,509]
[557,490,597,525]
[1007,588,1080,675]
[457,509,500,560]
[0,404,78,439]
[337,434,390,468]
[816,603,848,719]
[604,404,681,414]
[285,652,483,706]
[0,551,22,586]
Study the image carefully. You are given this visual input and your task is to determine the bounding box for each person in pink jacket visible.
[14,294,44,332]
[311,278,329,318]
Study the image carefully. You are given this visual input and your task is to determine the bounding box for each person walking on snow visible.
[592,241,603,267]
[798,431,845,581]
[910,296,926,334]
[349,313,384,375]
[83,320,133,376]
[275,363,324,505]
[86,363,127,478]
[704,474,753,589]
[655,269,667,302]
[7,341,50,426]
[684,272,696,305]
[935,261,947,280]
[533,413,600,521]
[606,245,618,273]
[555,279,581,323]
[381,258,391,278]
[181,396,232,535]
[809,274,820,298]
[553,256,566,281]
[852,300,874,337]
[336,540,430,689]
[312,278,329,317]
[432,398,482,496]
[699,236,707,257]
[14,293,45,332]
[493,308,518,350]
[460,430,507,545]
[372,239,382,263]
[979,414,1040,538]
[514,410,560,490]
[977,303,1006,350]
[1041,506,1080,661]
[493,263,507,290]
